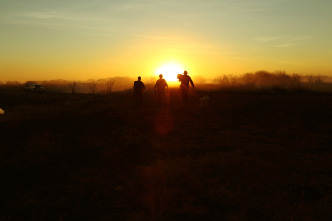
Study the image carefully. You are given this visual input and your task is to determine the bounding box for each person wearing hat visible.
[155,74,168,106]
[133,76,145,107]
[178,70,194,105]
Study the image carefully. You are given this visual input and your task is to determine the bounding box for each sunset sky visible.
[1,0,331,82]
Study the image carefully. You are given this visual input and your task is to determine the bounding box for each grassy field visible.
[0,86,331,220]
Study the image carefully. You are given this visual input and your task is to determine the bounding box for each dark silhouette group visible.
[133,71,194,107]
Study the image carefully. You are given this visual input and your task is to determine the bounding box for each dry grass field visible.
[0,83,331,220]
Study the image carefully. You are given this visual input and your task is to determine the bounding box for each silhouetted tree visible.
[89,81,97,94]
[106,79,115,95]
[69,81,77,94]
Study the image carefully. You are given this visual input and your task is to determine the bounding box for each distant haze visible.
[1,0,332,82]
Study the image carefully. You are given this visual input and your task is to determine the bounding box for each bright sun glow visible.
[155,62,185,82]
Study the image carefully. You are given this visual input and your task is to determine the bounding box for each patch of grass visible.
[0,87,331,220]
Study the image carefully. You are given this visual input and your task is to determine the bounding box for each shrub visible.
[215,71,331,92]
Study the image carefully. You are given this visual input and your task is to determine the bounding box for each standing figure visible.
[177,70,194,105]
[133,76,145,107]
[155,74,168,106]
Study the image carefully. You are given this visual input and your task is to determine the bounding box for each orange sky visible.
[1,0,332,83]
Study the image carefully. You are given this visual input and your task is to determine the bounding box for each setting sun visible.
[155,62,185,83]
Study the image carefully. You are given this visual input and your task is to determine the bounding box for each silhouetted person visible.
[155,74,168,106]
[178,70,194,105]
[133,76,145,107]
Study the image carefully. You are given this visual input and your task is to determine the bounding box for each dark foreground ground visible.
[0,88,331,221]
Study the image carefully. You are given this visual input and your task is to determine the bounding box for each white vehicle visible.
[24,82,45,92]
